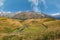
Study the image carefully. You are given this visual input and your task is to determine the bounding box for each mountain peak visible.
[13,12,53,20]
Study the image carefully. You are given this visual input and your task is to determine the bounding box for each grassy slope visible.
[0,17,22,33]
[0,17,60,40]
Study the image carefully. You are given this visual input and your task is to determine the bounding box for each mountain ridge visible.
[50,14,60,20]
[12,12,53,20]
[0,12,55,20]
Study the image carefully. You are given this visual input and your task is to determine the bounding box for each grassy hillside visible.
[0,17,60,40]
[0,17,22,33]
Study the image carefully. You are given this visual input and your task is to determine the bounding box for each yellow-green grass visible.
[0,17,22,33]
[44,20,60,28]
[0,17,60,40]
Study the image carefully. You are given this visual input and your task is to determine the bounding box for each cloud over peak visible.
[29,0,39,6]
[28,0,39,12]
[28,0,47,12]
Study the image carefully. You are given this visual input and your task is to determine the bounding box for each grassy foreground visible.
[0,17,60,40]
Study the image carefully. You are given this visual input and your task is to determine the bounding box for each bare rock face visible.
[13,12,53,20]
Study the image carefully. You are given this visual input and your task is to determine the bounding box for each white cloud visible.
[33,6,40,12]
[0,0,6,12]
[0,11,12,13]
[6,11,12,13]
[29,0,39,6]
[28,0,39,12]
[50,13,60,16]
[41,0,47,9]
[0,0,5,7]
[28,0,47,12]
[16,11,22,13]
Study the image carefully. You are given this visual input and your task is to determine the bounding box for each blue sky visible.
[0,0,60,15]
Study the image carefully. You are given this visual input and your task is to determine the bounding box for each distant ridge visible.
[0,12,53,20]
[50,14,60,20]
[12,12,53,20]
[0,12,15,18]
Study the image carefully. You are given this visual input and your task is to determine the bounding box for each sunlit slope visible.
[0,17,59,33]
[44,20,60,28]
[0,17,60,40]
[23,18,55,23]
[20,18,57,33]
[0,17,60,33]
[0,17,22,33]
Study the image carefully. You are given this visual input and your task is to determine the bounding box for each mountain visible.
[13,12,53,20]
[0,12,54,20]
[53,15,60,20]
[50,13,60,20]
[0,12,15,18]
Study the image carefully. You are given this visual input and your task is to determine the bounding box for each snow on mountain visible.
[50,13,60,19]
